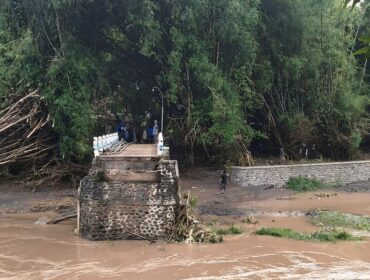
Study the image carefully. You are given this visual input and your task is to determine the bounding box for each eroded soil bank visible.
[1,169,370,280]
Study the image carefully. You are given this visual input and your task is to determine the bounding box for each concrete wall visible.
[78,160,180,240]
[231,160,370,187]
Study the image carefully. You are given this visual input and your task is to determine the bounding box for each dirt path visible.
[181,168,370,215]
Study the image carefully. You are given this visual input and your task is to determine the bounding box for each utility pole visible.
[152,87,164,133]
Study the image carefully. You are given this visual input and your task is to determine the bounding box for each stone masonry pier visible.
[78,144,180,240]
[231,160,370,187]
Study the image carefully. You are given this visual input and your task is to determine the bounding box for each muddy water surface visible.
[2,171,370,280]
[1,212,370,280]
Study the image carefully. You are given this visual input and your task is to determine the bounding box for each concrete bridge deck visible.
[97,144,159,171]
[100,144,159,159]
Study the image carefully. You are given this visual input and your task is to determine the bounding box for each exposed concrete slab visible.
[98,158,157,171]
[105,170,159,182]
[101,144,159,158]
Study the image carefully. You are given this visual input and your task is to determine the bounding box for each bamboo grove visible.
[0,0,370,176]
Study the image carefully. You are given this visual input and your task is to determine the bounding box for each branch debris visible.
[0,90,88,189]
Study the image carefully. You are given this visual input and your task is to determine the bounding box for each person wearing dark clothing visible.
[147,127,154,143]
[116,120,125,141]
[310,143,318,159]
[279,146,287,164]
[299,143,308,160]
[219,170,228,194]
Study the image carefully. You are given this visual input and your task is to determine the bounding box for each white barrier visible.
[157,132,164,156]
[93,131,168,158]
[93,132,119,157]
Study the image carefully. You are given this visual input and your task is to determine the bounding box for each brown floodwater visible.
[1,212,370,280]
[2,171,370,280]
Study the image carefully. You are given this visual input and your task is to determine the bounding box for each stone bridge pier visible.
[78,144,180,240]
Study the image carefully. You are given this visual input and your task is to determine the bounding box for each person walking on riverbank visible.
[218,169,228,194]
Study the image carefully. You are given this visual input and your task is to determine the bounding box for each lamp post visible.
[152,86,164,133]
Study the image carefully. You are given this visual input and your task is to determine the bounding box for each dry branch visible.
[0,90,55,167]
[169,192,223,244]
[47,214,77,224]
[0,90,88,188]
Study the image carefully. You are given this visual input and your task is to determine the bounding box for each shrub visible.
[216,225,243,235]
[286,176,340,192]
[255,227,360,242]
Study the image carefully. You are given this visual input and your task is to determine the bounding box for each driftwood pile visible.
[0,90,87,188]
[0,90,54,167]
[169,192,223,243]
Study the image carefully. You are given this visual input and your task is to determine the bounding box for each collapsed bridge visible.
[78,140,180,241]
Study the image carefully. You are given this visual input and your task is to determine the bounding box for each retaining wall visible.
[231,160,370,187]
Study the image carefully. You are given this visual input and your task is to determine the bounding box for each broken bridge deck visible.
[97,144,160,172]
[100,144,159,159]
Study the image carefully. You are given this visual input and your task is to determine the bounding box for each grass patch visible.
[286,176,340,192]
[311,210,370,231]
[183,192,198,208]
[189,194,198,208]
[255,227,361,242]
[216,225,243,235]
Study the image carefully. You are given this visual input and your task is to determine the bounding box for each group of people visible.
[279,143,320,164]
[298,143,319,160]
[116,117,160,144]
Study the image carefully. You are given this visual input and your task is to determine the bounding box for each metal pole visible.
[161,92,163,133]
[152,86,164,133]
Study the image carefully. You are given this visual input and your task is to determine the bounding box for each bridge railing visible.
[93,132,119,157]
[93,131,168,157]
[157,132,163,156]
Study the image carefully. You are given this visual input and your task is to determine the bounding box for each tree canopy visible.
[0,0,369,169]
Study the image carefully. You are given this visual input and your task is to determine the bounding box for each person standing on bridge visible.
[116,119,125,141]
[153,120,159,143]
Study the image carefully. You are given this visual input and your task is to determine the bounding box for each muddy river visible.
[1,212,370,280]
[1,170,370,279]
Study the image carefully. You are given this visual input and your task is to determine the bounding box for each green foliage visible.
[354,36,370,58]
[311,210,370,231]
[256,227,360,242]
[0,0,370,166]
[286,176,340,192]
[216,225,243,235]
[0,29,42,106]
[162,0,261,164]
[259,0,369,160]
[43,46,106,161]
[188,194,198,208]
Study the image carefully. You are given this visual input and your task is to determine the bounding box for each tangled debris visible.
[0,90,88,189]
[169,192,223,243]
[0,90,54,167]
